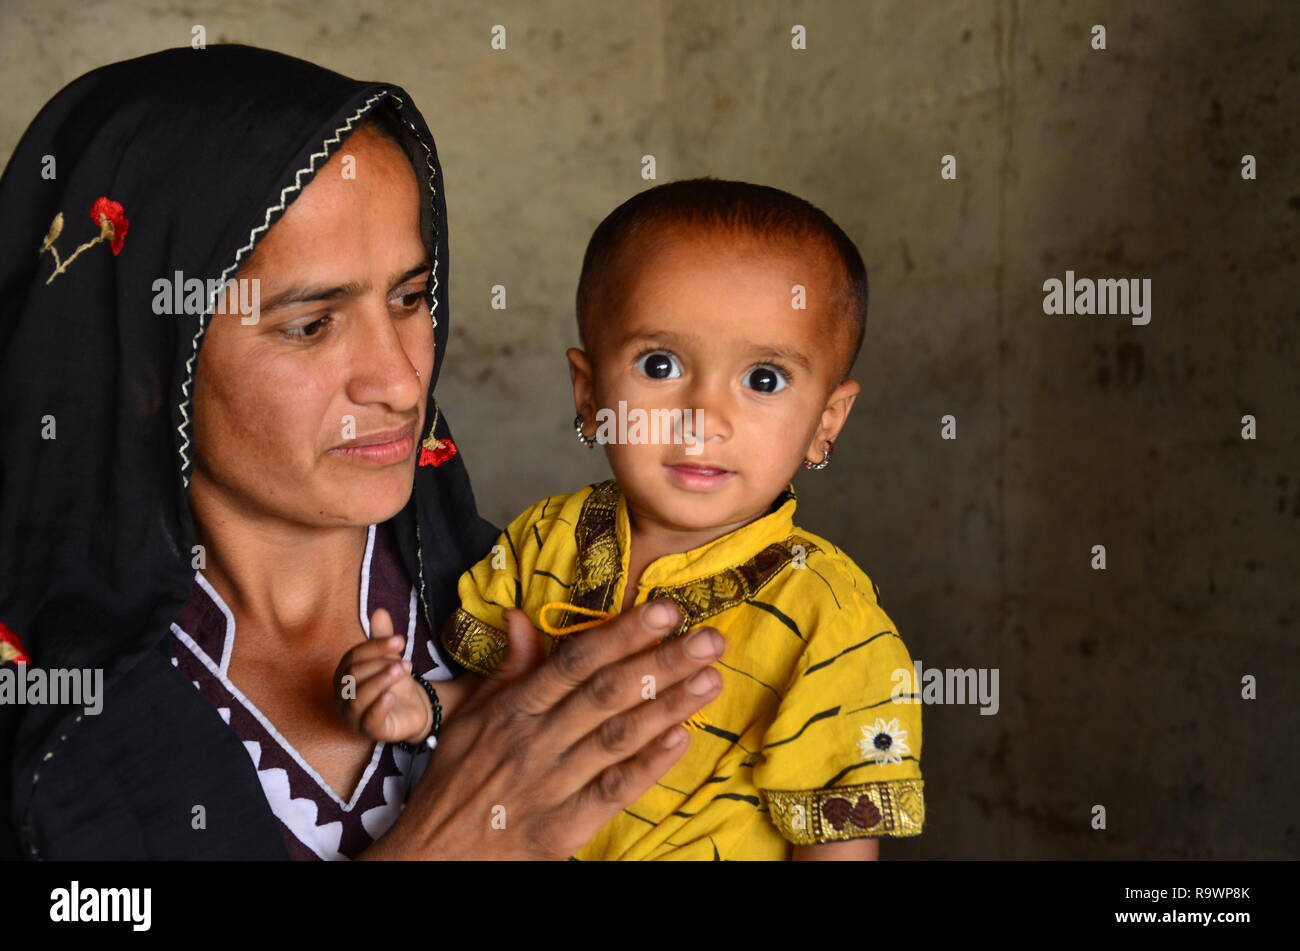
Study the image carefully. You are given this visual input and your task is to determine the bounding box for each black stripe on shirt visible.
[711,792,761,807]
[806,563,842,609]
[823,755,919,788]
[804,630,897,675]
[502,526,523,608]
[761,706,840,750]
[746,598,804,641]
[717,659,781,698]
[846,692,920,714]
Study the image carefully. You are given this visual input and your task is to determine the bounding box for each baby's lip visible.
[666,462,732,473]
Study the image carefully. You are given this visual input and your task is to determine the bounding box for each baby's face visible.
[573,227,858,538]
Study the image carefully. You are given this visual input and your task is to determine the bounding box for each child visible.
[341,178,925,860]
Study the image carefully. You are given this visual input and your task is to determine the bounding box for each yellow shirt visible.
[442,480,925,860]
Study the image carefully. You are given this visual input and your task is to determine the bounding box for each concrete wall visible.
[2,0,1295,858]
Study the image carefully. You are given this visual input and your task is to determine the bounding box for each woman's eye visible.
[636,350,682,380]
[281,315,332,340]
[743,365,788,393]
[392,289,427,312]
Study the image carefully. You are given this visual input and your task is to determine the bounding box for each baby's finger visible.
[340,633,406,667]
[351,661,412,713]
[360,690,420,742]
[369,608,396,642]
[357,690,397,739]
[344,657,409,687]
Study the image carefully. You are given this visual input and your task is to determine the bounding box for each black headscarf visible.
[0,46,498,853]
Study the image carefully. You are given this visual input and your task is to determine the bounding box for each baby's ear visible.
[566,347,596,421]
[806,379,861,463]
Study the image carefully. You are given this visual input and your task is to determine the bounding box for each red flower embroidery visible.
[418,437,458,468]
[0,620,30,665]
[89,196,129,256]
[40,195,131,284]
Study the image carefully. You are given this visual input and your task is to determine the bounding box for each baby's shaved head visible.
[576,178,868,380]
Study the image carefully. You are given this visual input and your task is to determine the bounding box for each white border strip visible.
[170,620,385,813]
[194,571,236,676]
[359,523,377,638]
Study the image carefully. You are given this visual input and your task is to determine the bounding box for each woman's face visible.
[191,125,435,529]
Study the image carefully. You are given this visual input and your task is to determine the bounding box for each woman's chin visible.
[317,467,415,526]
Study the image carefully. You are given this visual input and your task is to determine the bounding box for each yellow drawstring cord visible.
[536,601,714,732]
[537,602,612,636]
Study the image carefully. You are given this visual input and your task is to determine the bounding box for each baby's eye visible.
[743,364,788,393]
[636,350,682,380]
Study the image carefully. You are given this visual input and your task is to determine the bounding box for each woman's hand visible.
[357,598,724,860]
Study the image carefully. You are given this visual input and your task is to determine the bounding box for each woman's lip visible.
[345,424,416,448]
[329,425,416,464]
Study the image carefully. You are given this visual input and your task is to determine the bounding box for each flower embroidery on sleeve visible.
[858,717,911,766]
[40,196,130,284]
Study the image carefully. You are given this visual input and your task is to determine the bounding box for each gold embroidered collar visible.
[560,481,811,638]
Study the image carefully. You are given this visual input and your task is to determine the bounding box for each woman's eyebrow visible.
[389,261,433,289]
[260,261,432,314]
[260,280,364,313]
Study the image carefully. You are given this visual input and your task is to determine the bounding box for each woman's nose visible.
[348,304,423,410]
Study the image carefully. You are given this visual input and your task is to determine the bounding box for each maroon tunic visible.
[167,521,450,860]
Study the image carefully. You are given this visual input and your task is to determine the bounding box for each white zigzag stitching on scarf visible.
[386,92,441,332]
[174,90,390,487]
[385,92,442,636]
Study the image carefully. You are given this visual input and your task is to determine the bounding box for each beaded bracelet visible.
[397,673,443,754]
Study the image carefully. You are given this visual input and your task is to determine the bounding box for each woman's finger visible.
[545,651,723,800]
[456,607,545,713]
[358,606,726,860]
[492,600,693,721]
[487,603,724,773]
[538,618,724,757]
[554,724,694,849]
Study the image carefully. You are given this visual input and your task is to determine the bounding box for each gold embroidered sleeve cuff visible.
[763,778,925,844]
[441,608,508,677]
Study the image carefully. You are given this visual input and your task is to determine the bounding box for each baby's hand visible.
[334,608,432,745]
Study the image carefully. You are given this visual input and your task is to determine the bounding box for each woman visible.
[0,45,724,859]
